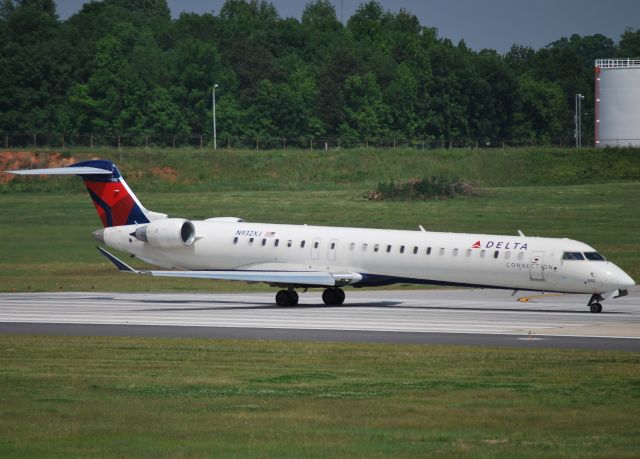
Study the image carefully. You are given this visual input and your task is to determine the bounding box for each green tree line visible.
[1,0,639,146]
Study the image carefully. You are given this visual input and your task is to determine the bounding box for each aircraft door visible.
[529,251,545,281]
[327,239,338,261]
[312,238,321,260]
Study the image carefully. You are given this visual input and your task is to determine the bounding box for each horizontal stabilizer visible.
[96,246,336,286]
[7,166,112,175]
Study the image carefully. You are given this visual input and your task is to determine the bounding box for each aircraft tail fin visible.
[7,159,165,227]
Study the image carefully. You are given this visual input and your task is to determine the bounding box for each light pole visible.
[212,84,219,150]
[575,93,584,148]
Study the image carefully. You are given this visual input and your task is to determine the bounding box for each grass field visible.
[1,335,639,458]
[2,147,640,193]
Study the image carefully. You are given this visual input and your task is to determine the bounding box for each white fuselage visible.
[102,220,634,294]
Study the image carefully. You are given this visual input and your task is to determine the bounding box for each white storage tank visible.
[595,59,640,147]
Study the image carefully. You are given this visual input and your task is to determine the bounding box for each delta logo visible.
[471,240,528,250]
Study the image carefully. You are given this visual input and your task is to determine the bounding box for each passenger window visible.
[426,247,432,255]
[505,251,511,260]
[330,242,335,250]
[362,243,368,252]
[261,238,266,246]
[386,245,392,253]
[439,248,445,256]
[314,241,319,249]
[249,237,254,245]
[480,250,486,258]
[233,237,238,245]
[287,240,292,247]
[517,252,524,260]
[374,244,379,252]
[400,245,405,254]
[453,248,459,256]
[494,250,499,259]
[466,249,472,257]
[413,246,418,255]
[301,240,306,248]
[349,243,355,251]
[274,239,279,247]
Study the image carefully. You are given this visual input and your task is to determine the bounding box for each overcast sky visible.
[56,0,640,53]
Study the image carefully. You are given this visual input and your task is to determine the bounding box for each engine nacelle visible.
[134,218,196,248]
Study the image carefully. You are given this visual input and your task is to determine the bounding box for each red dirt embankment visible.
[0,152,76,183]
[150,166,178,182]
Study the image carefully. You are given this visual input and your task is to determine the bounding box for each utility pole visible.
[575,93,584,148]
[212,84,219,150]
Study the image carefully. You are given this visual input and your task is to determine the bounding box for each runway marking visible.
[517,293,565,302]
[0,289,637,342]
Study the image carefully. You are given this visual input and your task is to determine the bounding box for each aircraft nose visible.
[619,272,635,288]
[605,265,635,289]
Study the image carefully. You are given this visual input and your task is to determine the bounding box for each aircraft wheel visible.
[590,302,602,313]
[322,288,337,305]
[276,290,299,306]
[276,290,289,306]
[322,288,345,305]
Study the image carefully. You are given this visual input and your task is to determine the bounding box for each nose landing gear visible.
[589,302,602,313]
[588,294,604,313]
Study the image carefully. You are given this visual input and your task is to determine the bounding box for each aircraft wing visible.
[96,247,348,287]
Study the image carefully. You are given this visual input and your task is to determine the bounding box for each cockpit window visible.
[562,252,585,260]
[584,252,606,261]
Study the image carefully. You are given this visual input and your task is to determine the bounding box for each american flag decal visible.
[265,231,275,237]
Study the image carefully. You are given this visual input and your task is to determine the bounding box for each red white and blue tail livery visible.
[10,160,165,227]
[73,160,152,227]
[6,160,635,311]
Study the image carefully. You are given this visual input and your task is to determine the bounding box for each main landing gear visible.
[322,287,345,306]
[275,289,299,306]
[274,287,346,306]
[588,294,603,313]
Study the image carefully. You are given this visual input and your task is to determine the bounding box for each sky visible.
[55,0,640,53]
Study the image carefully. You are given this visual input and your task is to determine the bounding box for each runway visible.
[0,288,638,350]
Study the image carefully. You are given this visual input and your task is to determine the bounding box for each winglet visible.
[96,246,139,273]
[517,230,525,237]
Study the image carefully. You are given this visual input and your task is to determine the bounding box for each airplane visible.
[7,159,635,312]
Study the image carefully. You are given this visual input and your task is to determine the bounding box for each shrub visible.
[366,177,479,201]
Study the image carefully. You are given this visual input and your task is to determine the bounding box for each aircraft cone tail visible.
[7,159,164,228]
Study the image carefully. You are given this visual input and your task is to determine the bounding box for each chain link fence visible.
[0,133,600,150]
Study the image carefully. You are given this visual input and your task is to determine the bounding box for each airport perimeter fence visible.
[0,132,597,150]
